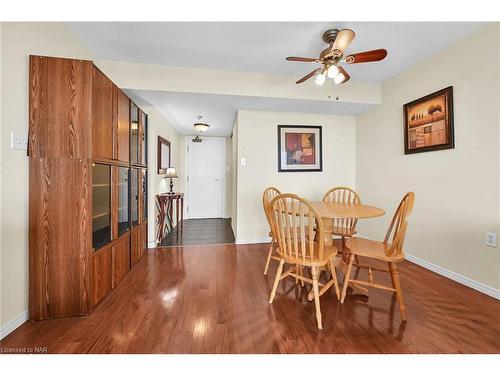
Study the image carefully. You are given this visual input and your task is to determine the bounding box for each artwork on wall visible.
[278,125,322,172]
[403,86,454,154]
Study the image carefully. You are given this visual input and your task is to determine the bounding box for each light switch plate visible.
[485,232,497,248]
[11,132,28,151]
[240,158,246,166]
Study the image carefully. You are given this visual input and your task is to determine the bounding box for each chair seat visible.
[331,225,356,237]
[278,244,340,267]
[345,237,403,262]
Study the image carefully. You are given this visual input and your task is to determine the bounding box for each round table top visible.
[309,201,385,219]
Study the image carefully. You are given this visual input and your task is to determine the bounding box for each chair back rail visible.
[384,192,415,257]
[263,187,281,233]
[322,186,361,234]
[269,194,324,262]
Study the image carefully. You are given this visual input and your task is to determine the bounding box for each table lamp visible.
[165,167,178,194]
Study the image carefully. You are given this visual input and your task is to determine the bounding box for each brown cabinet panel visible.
[29,158,92,320]
[112,233,130,287]
[91,245,113,307]
[116,88,130,163]
[130,225,141,266]
[29,55,92,159]
[92,67,114,160]
[140,222,148,259]
[138,110,147,166]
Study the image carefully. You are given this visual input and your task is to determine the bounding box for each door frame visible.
[184,136,226,219]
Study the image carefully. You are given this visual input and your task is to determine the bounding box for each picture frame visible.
[157,136,171,174]
[277,125,323,172]
[403,86,454,154]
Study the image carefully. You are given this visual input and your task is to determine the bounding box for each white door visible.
[187,137,224,218]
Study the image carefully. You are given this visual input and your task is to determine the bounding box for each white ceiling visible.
[127,90,374,136]
[67,22,482,83]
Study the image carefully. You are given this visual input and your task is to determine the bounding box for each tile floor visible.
[160,218,235,246]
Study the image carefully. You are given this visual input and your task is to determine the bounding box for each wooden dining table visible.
[308,200,385,296]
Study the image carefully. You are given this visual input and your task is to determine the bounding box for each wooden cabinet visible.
[130,225,141,266]
[29,55,92,159]
[91,245,113,307]
[112,233,131,287]
[116,88,130,162]
[139,110,148,166]
[92,67,114,160]
[140,222,148,257]
[29,55,149,320]
[29,158,92,320]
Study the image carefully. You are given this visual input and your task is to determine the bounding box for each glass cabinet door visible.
[141,169,147,222]
[130,103,139,164]
[92,163,111,250]
[117,167,130,237]
[140,111,147,165]
[131,168,139,227]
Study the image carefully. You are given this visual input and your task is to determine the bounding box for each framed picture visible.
[278,125,322,172]
[403,86,454,154]
[157,136,171,174]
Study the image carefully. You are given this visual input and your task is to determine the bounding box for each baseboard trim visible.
[0,309,28,340]
[405,254,499,300]
[235,237,270,245]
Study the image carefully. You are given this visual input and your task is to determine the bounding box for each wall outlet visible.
[485,232,497,248]
[11,131,28,151]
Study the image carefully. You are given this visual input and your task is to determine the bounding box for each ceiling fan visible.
[286,28,388,85]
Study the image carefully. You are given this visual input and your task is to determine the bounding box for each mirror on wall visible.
[157,136,171,174]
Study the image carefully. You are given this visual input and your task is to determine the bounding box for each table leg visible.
[180,197,184,234]
[324,218,368,297]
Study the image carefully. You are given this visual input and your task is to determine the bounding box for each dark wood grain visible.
[116,87,130,163]
[29,55,92,159]
[8,242,499,353]
[112,233,131,287]
[130,225,141,267]
[140,221,148,259]
[92,66,114,160]
[29,158,92,320]
[91,245,113,307]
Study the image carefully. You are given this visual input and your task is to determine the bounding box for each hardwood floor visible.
[1,242,499,353]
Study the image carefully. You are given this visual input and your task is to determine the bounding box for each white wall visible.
[356,23,500,292]
[141,106,181,247]
[0,23,93,331]
[234,110,356,243]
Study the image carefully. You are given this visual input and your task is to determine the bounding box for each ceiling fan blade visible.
[296,68,322,84]
[335,66,350,84]
[330,29,355,56]
[345,49,387,64]
[286,56,320,63]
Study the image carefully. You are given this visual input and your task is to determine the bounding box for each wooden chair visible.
[263,187,282,275]
[268,194,341,330]
[340,192,415,322]
[322,186,361,253]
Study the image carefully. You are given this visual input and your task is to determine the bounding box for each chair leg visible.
[389,262,406,321]
[263,238,274,275]
[340,253,355,303]
[311,266,323,330]
[299,265,305,287]
[329,259,341,301]
[295,264,299,284]
[269,259,284,304]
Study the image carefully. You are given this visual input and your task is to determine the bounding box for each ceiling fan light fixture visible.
[327,65,340,78]
[194,122,210,132]
[334,72,346,85]
[331,29,355,54]
[314,70,326,86]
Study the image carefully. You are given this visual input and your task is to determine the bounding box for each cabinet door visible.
[131,168,139,227]
[130,225,141,266]
[140,222,148,259]
[29,158,92,320]
[116,88,130,162]
[92,67,114,160]
[112,233,130,287]
[91,245,112,307]
[139,110,147,165]
[29,55,92,159]
[130,103,140,164]
[92,163,112,250]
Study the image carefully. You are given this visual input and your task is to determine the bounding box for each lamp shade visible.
[165,167,178,178]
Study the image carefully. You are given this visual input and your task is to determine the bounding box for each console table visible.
[155,193,184,244]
